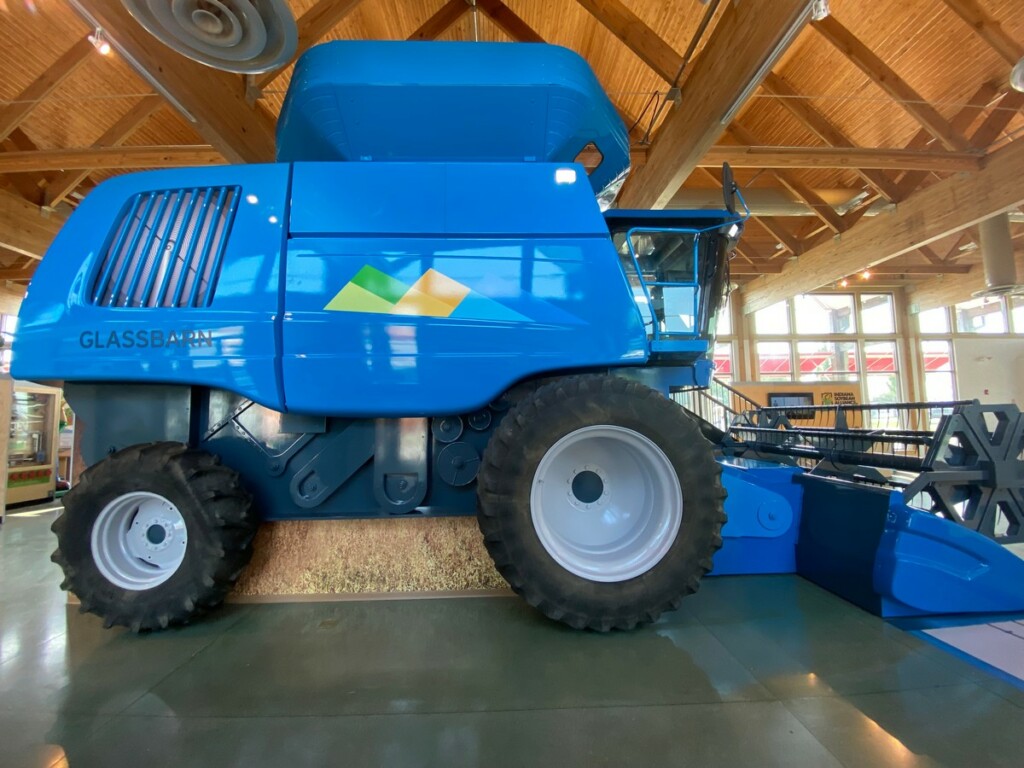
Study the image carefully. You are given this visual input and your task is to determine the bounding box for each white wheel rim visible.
[90,491,188,590]
[531,425,682,582]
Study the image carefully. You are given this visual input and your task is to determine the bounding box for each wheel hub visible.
[91,492,188,590]
[531,425,682,583]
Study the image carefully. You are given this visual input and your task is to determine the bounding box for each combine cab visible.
[14,42,743,632]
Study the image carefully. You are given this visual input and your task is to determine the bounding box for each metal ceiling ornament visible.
[121,0,297,74]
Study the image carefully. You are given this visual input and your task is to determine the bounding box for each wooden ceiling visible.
[0,0,1022,312]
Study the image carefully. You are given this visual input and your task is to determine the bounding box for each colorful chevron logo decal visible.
[324,265,530,322]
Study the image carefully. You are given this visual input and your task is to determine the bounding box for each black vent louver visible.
[89,186,240,308]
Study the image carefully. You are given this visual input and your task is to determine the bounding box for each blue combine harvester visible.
[14,42,744,632]
[15,41,1024,633]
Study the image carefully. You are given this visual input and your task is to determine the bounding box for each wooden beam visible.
[256,0,364,89]
[754,216,804,256]
[917,244,945,265]
[812,15,970,152]
[408,0,470,41]
[0,267,36,281]
[772,173,846,233]
[894,81,1001,199]
[43,95,163,207]
[971,90,1024,150]
[740,136,1024,313]
[0,146,224,174]
[868,263,973,275]
[940,0,1024,65]
[699,146,981,172]
[730,260,786,274]
[617,0,811,209]
[1,129,48,205]
[574,0,683,83]
[0,38,93,143]
[760,72,901,200]
[0,187,65,260]
[476,0,544,43]
[907,250,1024,312]
[74,1,276,164]
[727,120,846,233]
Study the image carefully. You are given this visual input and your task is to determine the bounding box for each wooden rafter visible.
[894,81,1001,199]
[727,122,846,234]
[476,0,544,43]
[700,146,980,172]
[812,15,970,152]
[618,0,811,209]
[0,187,65,260]
[868,263,973,275]
[0,146,223,174]
[408,0,470,41]
[75,1,275,164]
[43,95,164,208]
[940,0,1024,65]
[1,129,49,205]
[574,0,683,83]
[741,135,1024,312]
[760,72,901,201]
[256,0,364,90]
[0,38,93,144]
[970,90,1024,150]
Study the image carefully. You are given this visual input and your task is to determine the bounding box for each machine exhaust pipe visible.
[973,212,1024,297]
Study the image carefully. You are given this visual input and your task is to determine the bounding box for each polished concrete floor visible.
[2,508,1024,768]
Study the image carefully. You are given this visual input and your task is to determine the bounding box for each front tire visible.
[52,442,257,631]
[477,374,726,631]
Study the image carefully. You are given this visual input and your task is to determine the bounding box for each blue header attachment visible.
[276,41,630,197]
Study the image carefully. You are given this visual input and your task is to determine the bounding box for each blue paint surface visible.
[711,459,804,576]
[276,41,630,197]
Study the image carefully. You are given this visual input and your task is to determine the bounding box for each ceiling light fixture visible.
[839,278,849,288]
[1011,57,1024,93]
[68,0,197,123]
[861,270,871,280]
[811,0,830,21]
[88,27,111,56]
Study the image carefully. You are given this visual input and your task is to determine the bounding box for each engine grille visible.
[89,186,240,308]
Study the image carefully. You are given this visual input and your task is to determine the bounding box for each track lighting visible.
[861,270,871,280]
[88,27,111,56]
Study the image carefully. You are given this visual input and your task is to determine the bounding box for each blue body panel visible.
[276,41,630,197]
[13,164,290,410]
[711,460,804,576]
[13,162,656,416]
[284,162,647,416]
[874,495,1024,617]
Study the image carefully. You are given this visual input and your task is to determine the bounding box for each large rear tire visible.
[477,374,726,631]
[52,442,257,631]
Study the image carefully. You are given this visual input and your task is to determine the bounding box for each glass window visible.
[796,340,859,381]
[793,294,856,334]
[955,297,1007,334]
[860,294,895,335]
[1011,298,1024,334]
[864,341,900,404]
[716,295,732,336]
[713,342,733,378]
[917,306,949,334]
[921,339,956,402]
[757,341,792,381]
[754,301,789,335]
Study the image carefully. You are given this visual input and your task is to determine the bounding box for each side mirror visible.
[721,163,737,215]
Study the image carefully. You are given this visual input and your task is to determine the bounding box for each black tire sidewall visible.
[479,376,725,626]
